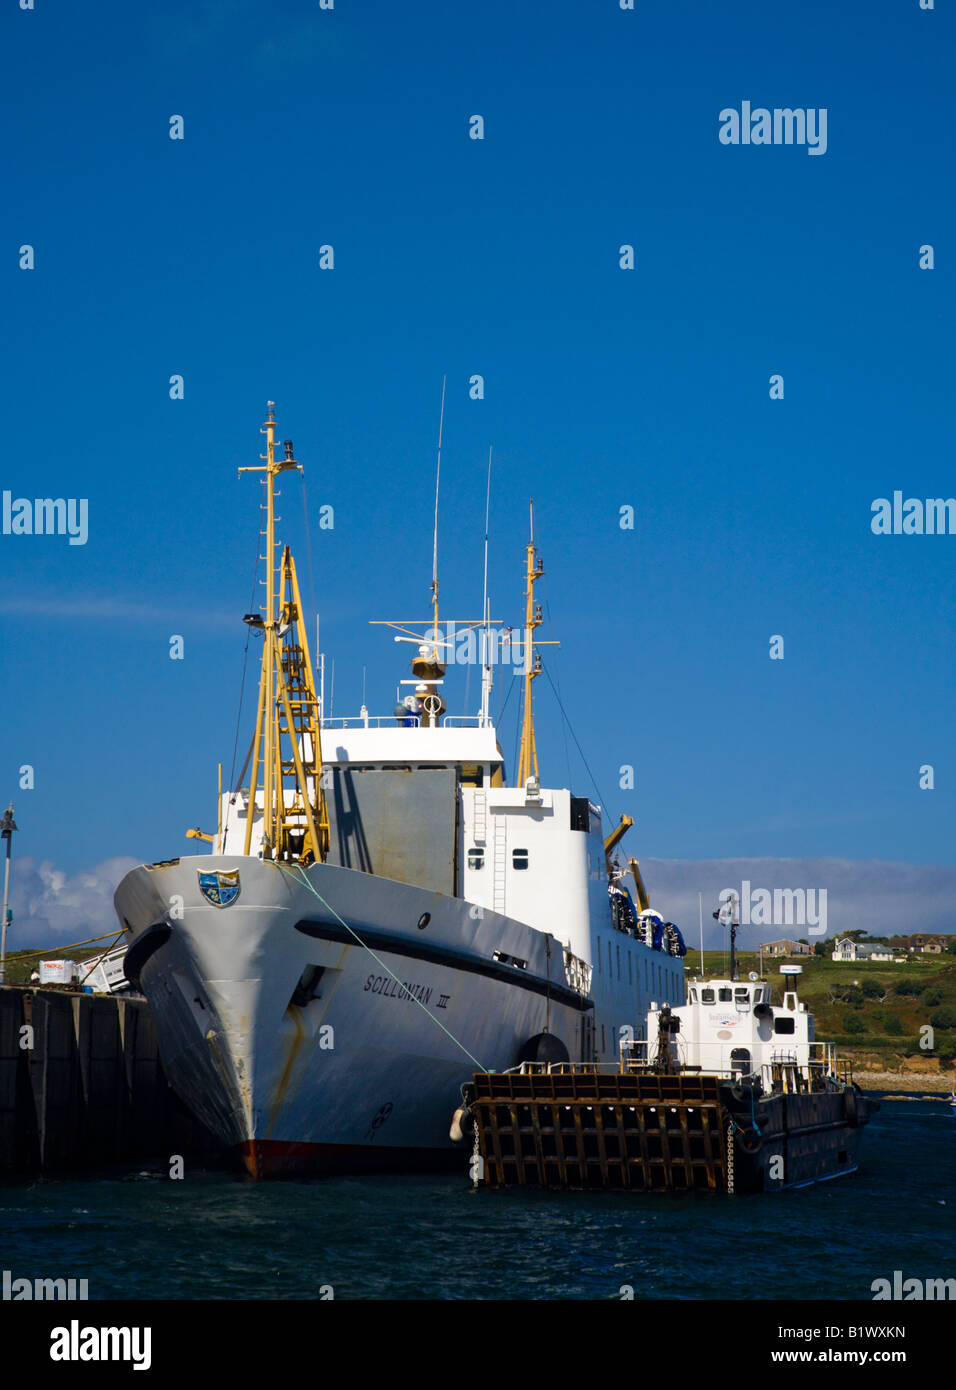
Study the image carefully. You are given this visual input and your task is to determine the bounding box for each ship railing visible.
[512,1061,635,1076]
[319,713,493,730]
[807,1040,845,1080]
[757,1043,847,1095]
[563,948,592,997]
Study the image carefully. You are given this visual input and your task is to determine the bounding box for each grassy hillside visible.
[685,949,956,1065]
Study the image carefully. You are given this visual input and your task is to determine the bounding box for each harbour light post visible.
[0,803,17,986]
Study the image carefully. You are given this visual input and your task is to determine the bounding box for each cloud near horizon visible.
[6,856,140,950]
[639,857,956,947]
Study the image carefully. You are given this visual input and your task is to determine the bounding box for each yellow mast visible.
[236,403,329,863]
[517,501,545,787]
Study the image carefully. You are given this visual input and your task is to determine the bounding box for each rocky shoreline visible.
[854,1071,954,1094]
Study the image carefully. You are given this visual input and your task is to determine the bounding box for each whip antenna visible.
[430,375,446,643]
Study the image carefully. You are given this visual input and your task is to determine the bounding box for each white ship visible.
[113,403,686,1177]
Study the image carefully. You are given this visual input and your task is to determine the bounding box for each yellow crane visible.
[603,813,652,912]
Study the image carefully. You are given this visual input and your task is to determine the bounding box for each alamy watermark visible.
[871,493,956,535]
[3,1269,88,1300]
[424,623,532,675]
[718,102,827,156]
[2,491,88,545]
[871,1272,955,1300]
[718,882,827,936]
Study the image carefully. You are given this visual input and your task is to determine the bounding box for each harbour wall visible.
[0,986,225,1175]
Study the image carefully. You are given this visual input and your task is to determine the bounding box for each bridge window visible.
[700,989,715,1004]
[467,848,484,870]
[774,1017,796,1035]
[512,848,529,870]
[718,988,732,1002]
[570,797,590,832]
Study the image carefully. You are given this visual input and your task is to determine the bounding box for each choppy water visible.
[2,1099,953,1300]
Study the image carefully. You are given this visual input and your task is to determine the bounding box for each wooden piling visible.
[0,986,224,1175]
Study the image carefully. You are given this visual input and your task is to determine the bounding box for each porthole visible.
[417,912,431,931]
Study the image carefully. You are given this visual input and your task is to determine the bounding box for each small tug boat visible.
[454,937,880,1193]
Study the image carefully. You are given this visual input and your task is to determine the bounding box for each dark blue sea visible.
[2,1099,953,1301]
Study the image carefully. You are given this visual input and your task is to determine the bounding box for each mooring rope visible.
[274,862,488,1072]
[7,930,127,964]
[76,929,127,984]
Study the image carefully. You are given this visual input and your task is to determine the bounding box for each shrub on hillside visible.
[842,1014,865,1034]
[894,979,926,997]
[937,1035,956,1060]
[828,983,865,1006]
[929,1006,956,1030]
[923,988,942,1007]
[884,1016,903,1035]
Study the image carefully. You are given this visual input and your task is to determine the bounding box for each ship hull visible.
[727,1084,879,1193]
[114,855,594,1176]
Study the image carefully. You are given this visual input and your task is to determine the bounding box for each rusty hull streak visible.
[263,945,351,1141]
[204,1027,253,1135]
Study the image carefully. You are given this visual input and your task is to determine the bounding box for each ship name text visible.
[364,974,439,1006]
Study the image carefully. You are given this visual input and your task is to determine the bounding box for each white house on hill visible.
[830,938,901,963]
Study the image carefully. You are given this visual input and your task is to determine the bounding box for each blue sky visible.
[2,1,954,942]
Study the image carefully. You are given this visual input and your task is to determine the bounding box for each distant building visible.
[887,933,951,955]
[830,938,899,963]
[764,938,814,957]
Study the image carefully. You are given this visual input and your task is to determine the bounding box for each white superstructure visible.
[644,968,843,1090]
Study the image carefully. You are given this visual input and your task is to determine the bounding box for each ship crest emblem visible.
[198,869,241,908]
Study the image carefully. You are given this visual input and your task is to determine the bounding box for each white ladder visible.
[473,790,487,845]
[492,814,507,914]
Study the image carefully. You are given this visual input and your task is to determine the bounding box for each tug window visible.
[467,848,484,870]
[774,1017,796,1035]
[700,989,715,1004]
[512,848,529,870]
[718,988,732,1002]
